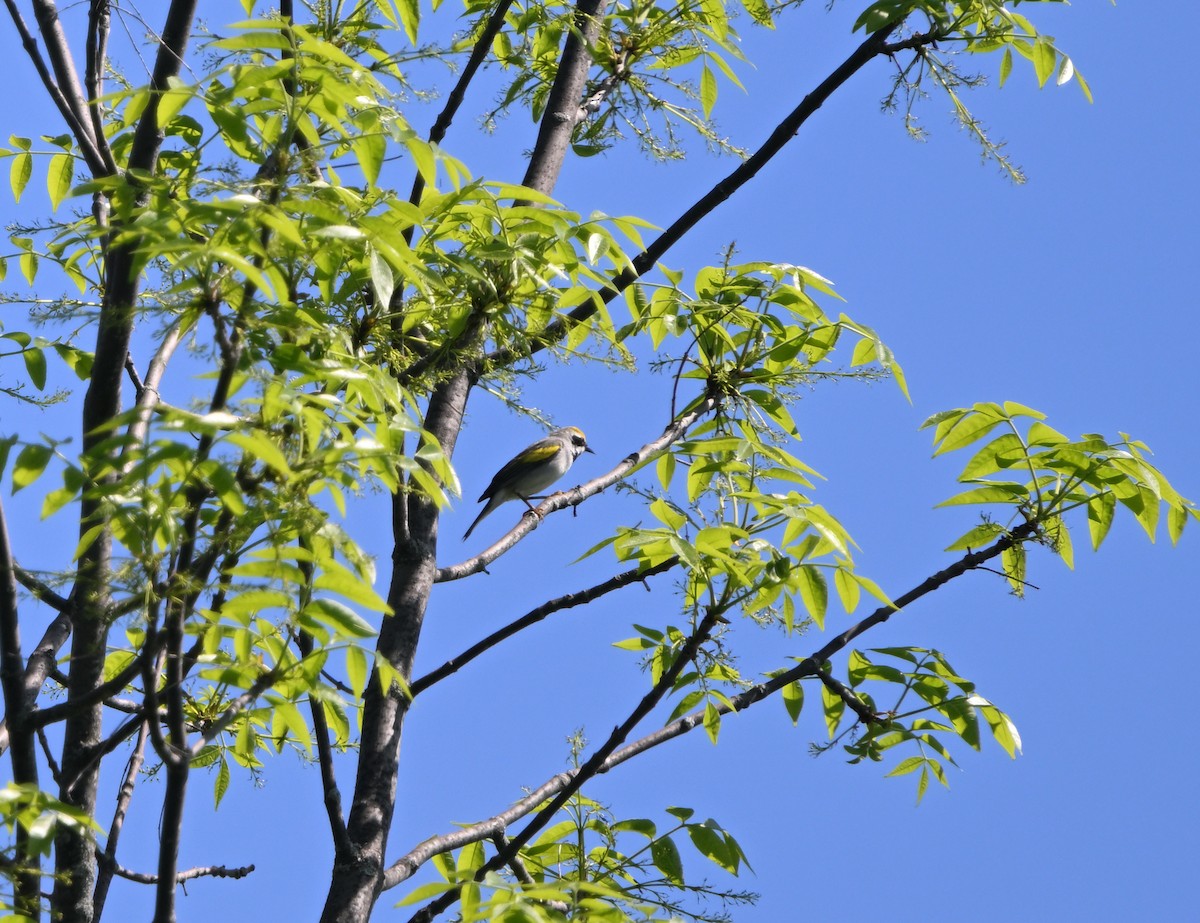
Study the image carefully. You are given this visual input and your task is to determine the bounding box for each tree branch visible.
[412,557,678,696]
[296,632,352,856]
[817,668,880,726]
[405,0,518,216]
[400,606,726,921]
[96,853,255,885]
[383,524,1037,891]
[85,0,113,158]
[124,320,184,462]
[0,611,71,757]
[437,397,716,581]
[488,23,909,369]
[0,493,41,916]
[60,4,200,915]
[4,0,109,174]
[92,719,148,922]
[323,372,474,923]
[13,566,70,613]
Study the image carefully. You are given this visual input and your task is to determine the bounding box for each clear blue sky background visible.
[1,2,1197,921]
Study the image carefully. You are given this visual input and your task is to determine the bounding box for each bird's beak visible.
[585,445,596,454]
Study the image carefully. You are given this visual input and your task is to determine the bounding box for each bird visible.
[462,426,594,541]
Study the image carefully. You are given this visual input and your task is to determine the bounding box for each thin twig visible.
[96,854,255,884]
[92,719,148,920]
[37,725,62,784]
[413,557,678,696]
[296,632,351,855]
[13,566,71,613]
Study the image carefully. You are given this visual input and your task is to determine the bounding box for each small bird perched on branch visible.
[462,426,595,541]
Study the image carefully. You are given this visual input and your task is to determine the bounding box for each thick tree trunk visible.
[320,375,471,921]
[319,2,608,916]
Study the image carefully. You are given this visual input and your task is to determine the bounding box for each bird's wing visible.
[477,439,562,500]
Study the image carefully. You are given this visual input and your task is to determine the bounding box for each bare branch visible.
[437,398,717,581]
[92,720,148,921]
[85,0,112,154]
[413,557,678,696]
[33,644,154,731]
[296,632,351,855]
[4,0,109,173]
[124,321,184,459]
[14,566,71,613]
[37,725,62,784]
[97,853,255,885]
[0,611,71,757]
[0,494,38,783]
[0,493,41,915]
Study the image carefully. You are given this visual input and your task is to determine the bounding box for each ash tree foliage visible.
[0,0,1192,922]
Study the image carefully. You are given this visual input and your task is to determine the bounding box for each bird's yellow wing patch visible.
[521,443,562,464]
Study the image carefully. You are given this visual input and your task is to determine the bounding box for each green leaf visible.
[1032,39,1056,88]
[833,566,860,614]
[9,150,31,203]
[885,755,925,778]
[976,699,1022,758]
[687,821,736,874]
[1075,68,1094,104]
[651,835,684,884]
[1049,515,1074,569]
[47,152,74,210]
[999,46,1013,87]
[944,521,1006,553]
[312,559,390,612]
[346,645,368,698]
[959,432,1027,479]
[11,444,52,493]
[650,497,686,531]
[657,452,676,490]
[936,484,1027,508]
[853,0,915,34]
[782,680,803,725]
[703,701,721,744]
[1001,544,1027,597]
[301,599,377,639]
[353,132,385,186]
[821,676,844,738]
[214,756,231,809]
[699,64,717,120]
[23,347,47,390]
[395,0,420,44]
[795,565,827,629]
[933,408,1005,456]
[613,818,657,839]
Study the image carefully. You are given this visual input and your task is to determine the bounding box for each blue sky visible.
[1,2,1197,921]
